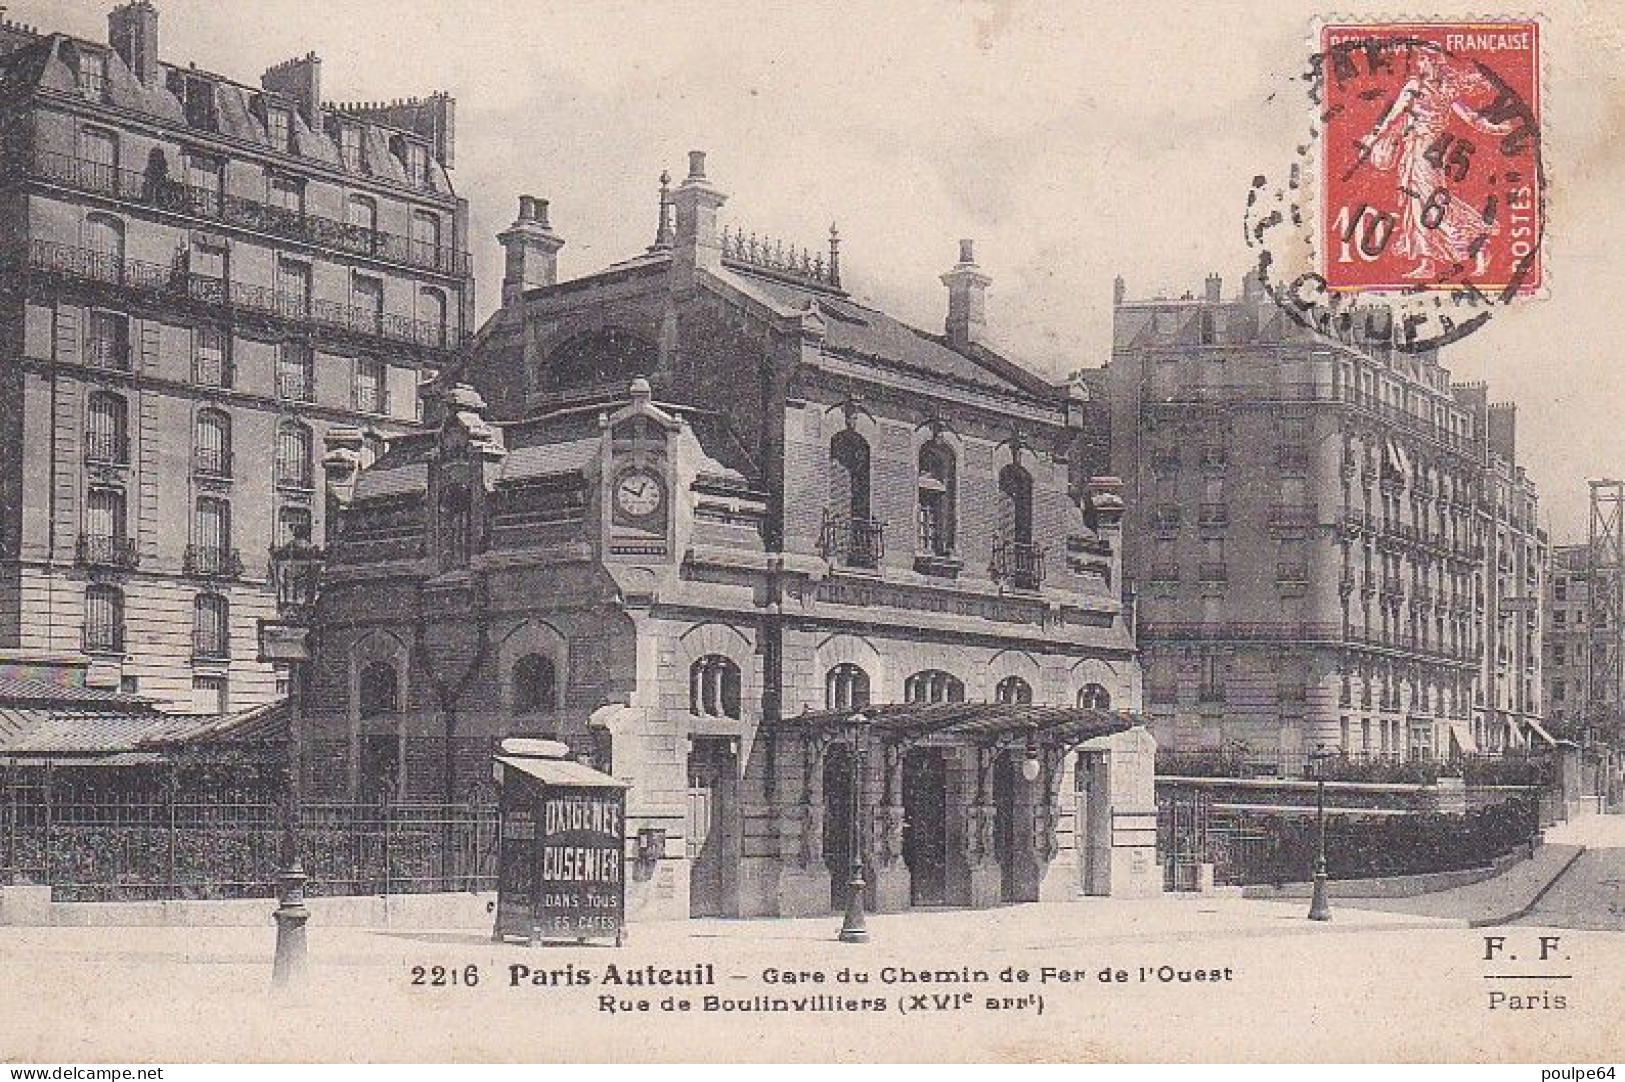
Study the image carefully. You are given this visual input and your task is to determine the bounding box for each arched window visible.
[193,593,229,660]
[275,421,312,488]
[419,287,448,347]
[995,675,1033,705]
[825,663,871,712]
[83,583,124,653]
[917,441,956,557]
[85,391,128,463]
[513,653,558,713]
[690,655,742,719]
[358,661,399,718]
[439,484,472,567]
[998,463,1034,546]
[826,429,877,568]
[194,408,231,476]
[85,213,124,276]
[1078,683,1112,709]
[905,669,965,705]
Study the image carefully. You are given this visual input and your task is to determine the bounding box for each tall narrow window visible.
[354,357,385,414]
[338,124,363,171]
[275,422,313,488]
[85,311,130,370]
[81,487,128,567]
[79,127,117,193]
[439,484,472,567]
[194,409,231,477]
[346,195,378,256]
[905,670,965,705]
[77,50,107,102]
[193,593,229,659]
[186,152,225,218]
[85,391,128,463]
[353,275,384,335]
[358,661,399,718]
[84,214,124,282]
[690,655,743,719]
[192,496,232,573]
[277,260,311,317]
[275,341,314,402]
[825,664,870,712]
[266,106,294,152]
[83,584,124,653]
[995,675,1033,705]
[995,463,1039,589]
[513,654,558,713]
[412,210,442,267]
[825,430,877,568]
[419,287,448,347]
[188,244,227,306]
[194,325,230,386]
[405,142,429,186]
[917,441,956,558]
[1198,652,1225,703]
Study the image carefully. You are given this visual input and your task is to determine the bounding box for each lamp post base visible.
[837,872,869,943]
[272,863,310,986]
[1307,870,1332,922]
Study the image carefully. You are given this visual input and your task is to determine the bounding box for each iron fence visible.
[0,792,498,902]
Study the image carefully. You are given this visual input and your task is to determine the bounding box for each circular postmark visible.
[1244,22,1545,353]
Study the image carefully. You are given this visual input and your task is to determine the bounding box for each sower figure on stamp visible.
[1365,48,1514,280]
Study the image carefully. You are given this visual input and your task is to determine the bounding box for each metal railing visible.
[0,794,499,902]
[193,447,233,477]
[83,431,129,464]
[821,511,884,569]
[75,534,139,569]
[21,240,463,353]
[80,622,126,655]
[11,148,471,277]
[183,544,244,579]
[991,535,1045,590]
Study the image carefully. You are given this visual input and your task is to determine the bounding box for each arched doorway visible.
[902,747,948,906]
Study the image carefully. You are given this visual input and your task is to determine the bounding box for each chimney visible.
[671,150,727,272]
[1204,273,1223,304]
[108,1,158,86]
[1113,275,1126,306]
[941,239,991,348]
[1487,402,1516,461]
[260,52,323,127]
[498,195,565,306]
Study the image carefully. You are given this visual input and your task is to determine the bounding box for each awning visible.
[0,751,166,767]
[494,755,628,789]
[775,701,1140,749]
[1445,719,1478,755]
[1525,716,1558,748]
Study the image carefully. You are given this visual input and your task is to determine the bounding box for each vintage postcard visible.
[1,0,1623,1066]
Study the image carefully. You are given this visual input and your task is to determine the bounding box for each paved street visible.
[1514,816,1625,931]
[2,885,1622,1062]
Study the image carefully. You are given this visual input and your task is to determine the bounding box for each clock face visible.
[614,470,664,519]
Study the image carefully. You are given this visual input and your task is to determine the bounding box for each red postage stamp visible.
[1319,21,1542,297]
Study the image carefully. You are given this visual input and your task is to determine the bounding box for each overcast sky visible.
[21,0,1625,541]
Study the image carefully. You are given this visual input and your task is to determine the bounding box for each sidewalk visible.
[1334,842,1583,925]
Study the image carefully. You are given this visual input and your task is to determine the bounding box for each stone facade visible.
[1108,274,1545,767]
[308,151,1158,920]
[0,4,472,711]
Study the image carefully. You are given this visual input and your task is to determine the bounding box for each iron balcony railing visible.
[194,447,233,477]
[21,240,464,354]
[76,534,139,569]
[81,621,126,655]
[12,148,471,277]
[992,535,1045,591]
[192,632,230,662]
[275,364,317,403]
[83,431,130,465]
[820,511,884,569]
[192,355,234,389]
[183,544,244,579]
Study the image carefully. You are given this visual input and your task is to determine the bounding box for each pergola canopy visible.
[776,701,1141,749]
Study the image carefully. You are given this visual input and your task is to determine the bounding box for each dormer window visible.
[267,106,294,152]
[405,141,429,186]
[175,75,217,132]
[77,50,107,102]
[338,124,364,171]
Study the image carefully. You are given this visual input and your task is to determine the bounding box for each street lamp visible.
[837,713,869,944]
[1307,745,1334,922]
[263,524,325,986]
